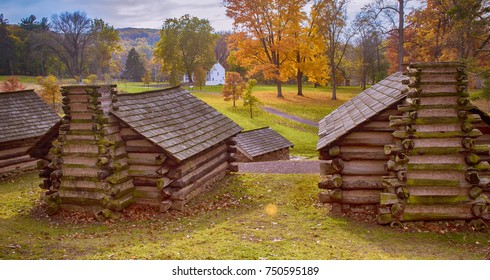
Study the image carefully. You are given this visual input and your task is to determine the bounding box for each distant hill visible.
[117,28,160,47]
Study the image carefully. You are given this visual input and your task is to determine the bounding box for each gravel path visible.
[263,106,319,127]
[238,160,320,174]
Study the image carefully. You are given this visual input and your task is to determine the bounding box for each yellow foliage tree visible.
[37,75,60,110]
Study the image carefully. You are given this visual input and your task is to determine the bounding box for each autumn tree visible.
[222,72,246,107]
[37,75,60,110]
[142,71,152,88]
[289,4,332,95]
[0,76,26,92]
[314,0,353,100]
[154,15,216,85]
[49,11,92,81]
[242,79,261,118]
[194,65,207,91]
[225,0,307,98]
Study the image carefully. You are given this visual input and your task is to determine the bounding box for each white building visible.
[205,63,225,85]
[182,63,226,86]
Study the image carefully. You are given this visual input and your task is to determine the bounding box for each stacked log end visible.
[93,87,134,220]
[378,62,490,227]
[318,108,400,214]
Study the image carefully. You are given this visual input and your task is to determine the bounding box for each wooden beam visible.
[170,153,229,188]
[171,161,228,201]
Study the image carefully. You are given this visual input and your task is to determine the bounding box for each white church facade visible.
[182,63,226,86]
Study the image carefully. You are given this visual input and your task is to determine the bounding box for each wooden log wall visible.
[39,86,134,220]
[318,108,400,212]
[122,125,236,212]
[0,138,39,177]
[378,62,490,228]
[169,139,234,211]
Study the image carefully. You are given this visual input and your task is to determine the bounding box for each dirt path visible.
[238,160,320,174]
[263,106,319,127]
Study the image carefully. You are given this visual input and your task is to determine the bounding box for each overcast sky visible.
[1,0,373,32]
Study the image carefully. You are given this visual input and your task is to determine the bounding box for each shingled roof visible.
[0,90,60,143]
[113,86,242,162]
[317,72,408,150]
[235,127,293,159]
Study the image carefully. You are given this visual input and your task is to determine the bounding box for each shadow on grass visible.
[0,172,489,260]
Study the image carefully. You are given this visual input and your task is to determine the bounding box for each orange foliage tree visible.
[222,72,245,107]
[225,0,307,98]
[0,76,26,92]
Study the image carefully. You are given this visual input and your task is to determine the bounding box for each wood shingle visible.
[317,72,408,150]
[0,90,60,143]
[113,86,242,162]
[235,127,294,158]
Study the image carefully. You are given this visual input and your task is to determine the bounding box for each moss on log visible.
[380,193,398,206]
[391,203,405,218]
[318,174,343,189]
[407,163,466,172]
[393,129,482,139]
[407,178,460,187]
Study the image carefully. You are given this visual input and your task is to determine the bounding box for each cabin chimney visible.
[45,85,134,219]
[380,62,489,226]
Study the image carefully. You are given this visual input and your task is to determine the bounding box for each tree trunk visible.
[297,69,304,96]
[331,64,337,100]
[276,79,283,98]
[398,0,405,72]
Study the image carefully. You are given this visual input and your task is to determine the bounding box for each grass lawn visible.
[0,172,489,260]
[193,91,318,157]
[189,83,364,122]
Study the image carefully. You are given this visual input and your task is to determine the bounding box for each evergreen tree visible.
[123,47,146,81]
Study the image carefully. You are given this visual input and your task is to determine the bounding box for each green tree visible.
[154,14,216,84]
[123,48,146,81]
[89,18,122,78]
[242,79,261,119]
[0,14,16,75]
[222,72,245,107]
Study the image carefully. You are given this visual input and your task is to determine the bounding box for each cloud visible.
[0,0,233,30]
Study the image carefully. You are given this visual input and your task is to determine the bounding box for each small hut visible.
[235,127,294,162]
[29,85,242,219]
[317,62,490,227]
[0,90,60,177]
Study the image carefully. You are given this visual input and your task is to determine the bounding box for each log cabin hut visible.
[0,90,60,177]
[235,127,294,162]
[317,62,490,228]
[29,85,242,220]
